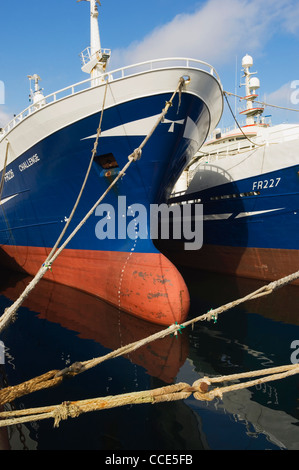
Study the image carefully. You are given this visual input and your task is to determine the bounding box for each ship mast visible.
[239,54,264,126]
[28,74,46,109]
[78,0,111,82]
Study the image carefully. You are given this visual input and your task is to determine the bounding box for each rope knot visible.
[191,378,214,401]
[129,148,142,162]
[53,401,82,428]
[205,309,218,323]
[169,321,185,338]
[42,262,52,272]
[54,361,86,379]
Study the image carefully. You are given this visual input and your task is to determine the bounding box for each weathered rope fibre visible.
[0,268,298,412]
[0,363,298,428]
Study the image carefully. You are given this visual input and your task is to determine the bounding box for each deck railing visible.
[0,57,220,139]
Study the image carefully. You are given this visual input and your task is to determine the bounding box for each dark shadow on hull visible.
[0,247,27,273]
[155,166,249,277]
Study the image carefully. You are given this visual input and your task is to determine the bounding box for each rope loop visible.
[1,365,299,428]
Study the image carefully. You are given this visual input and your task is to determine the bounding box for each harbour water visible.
[0,266,298,451]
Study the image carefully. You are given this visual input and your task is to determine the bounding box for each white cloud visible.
[259,81,299,123]
[265,82,294,107]
[109,0,299,70]
[264,81,299,112]
[279,2,299,35]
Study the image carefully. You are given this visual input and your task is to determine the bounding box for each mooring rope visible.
[0,77,298,429]
[0,80,109,332]
[0,268,298,416]
[0,363,298,428]
[0,76,186,334]
[44,78,110,265]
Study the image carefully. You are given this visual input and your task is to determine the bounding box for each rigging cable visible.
[225,90,299,113]
[223,91,265,148]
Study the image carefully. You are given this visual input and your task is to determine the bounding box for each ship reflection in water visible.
[0,267,298,450]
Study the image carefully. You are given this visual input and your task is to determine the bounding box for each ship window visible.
[210,191,260,201]
[94,153,119,169]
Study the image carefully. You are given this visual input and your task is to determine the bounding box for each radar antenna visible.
[28,74,46,108]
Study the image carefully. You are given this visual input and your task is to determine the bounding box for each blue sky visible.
[1,0,299,128]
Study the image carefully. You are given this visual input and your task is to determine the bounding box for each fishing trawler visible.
[0,1,223,325]
[161,54,299,284]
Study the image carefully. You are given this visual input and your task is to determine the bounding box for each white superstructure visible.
[172,54,299,196]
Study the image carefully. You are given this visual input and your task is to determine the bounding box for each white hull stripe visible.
[81,115,200,144]
[203,213,232,220]
[235,208,284,218]
[204,208,284,221]
[0,194,19,206]
[81,114,162,139]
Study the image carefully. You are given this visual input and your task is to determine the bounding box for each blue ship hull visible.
[0,93,207,251]
[188,164,299,250]
[158,160,299,284]
[0,65,224,325]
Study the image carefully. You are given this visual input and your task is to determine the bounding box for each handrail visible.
[0,57,220,141]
